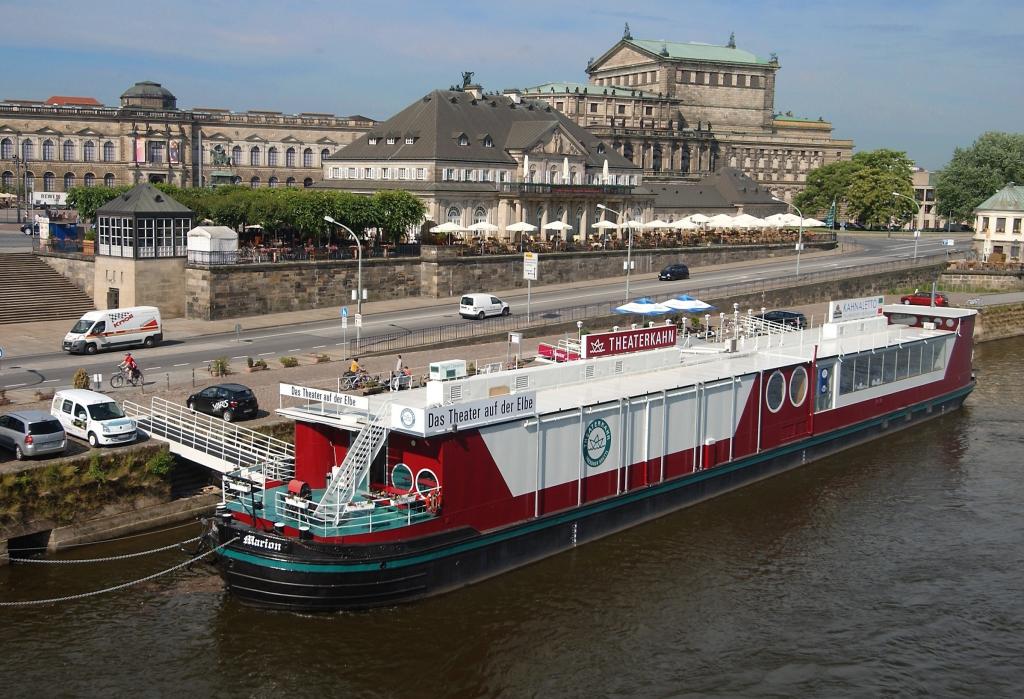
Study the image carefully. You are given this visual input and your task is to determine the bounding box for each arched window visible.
[286,177,296,187]
[535,205,544,228]
[24,172,34,190]
[631,207,642,220]
[473,207,488,225]
[42,140,55,161]
[268,176,278,188]
[102,141,114,162]
[302,148,313,167]
[63,140,75,161]
[1,171,12,189]
[569,167,578,184]
[250,176,260,188]
[267,147,278,167]
[446,206,462,225]
[104,173,115,187]
[457,134,469,146]
[483,136,493,148]
[249,146,260,166]
[286,147,296,167]
[22,140,34,161]
[302,177,313,187]
[84,173,95,187]
[43,172,55,190]
[63,172,75,190]
[1,138,13,159]
[320,148,330,164]
[232,176,242,185]
[527,165,536,183]
[231,146,242,165]
[548,166,558,184]
[83,141,95,162]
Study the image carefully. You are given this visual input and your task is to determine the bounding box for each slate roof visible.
[974,184,1024,213]
[120,81,176,100]
[626,39,770,66]
[326,89,636,169]
[96,183,193,216]
[649,168,783,211]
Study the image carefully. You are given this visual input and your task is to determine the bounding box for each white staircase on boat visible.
[312,400,392,524]
[734,314,802,338]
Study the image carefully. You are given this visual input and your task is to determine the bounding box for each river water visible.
[2,338,1023,698]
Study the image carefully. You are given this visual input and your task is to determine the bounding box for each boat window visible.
[854,355,870,391]
[908,344,923,375]
[391,463,413,492]
[789,366,807,407]
[839,358,855,395]
[881,349,896,384]
[895,347,910,380]
[415,468,439,495]
[765,370,785,412]
[868,352,884,387]
[889,313,918,327]
[932,341,946,371]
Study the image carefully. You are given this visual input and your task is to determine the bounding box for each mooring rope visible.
[5,536,203,564]
[0,537,238,608]
[0,519,204,557]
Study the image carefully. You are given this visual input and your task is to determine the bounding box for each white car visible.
[459,293,510,320]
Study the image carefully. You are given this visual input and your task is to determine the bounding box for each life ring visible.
[425,490,442,514]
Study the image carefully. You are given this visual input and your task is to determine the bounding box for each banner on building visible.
[134,139,146,164]
[169,140,181,164]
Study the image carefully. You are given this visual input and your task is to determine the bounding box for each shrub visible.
[35,388,55,402]
[87,452,107,483]
[145,449,174,478]
[315,353,331,364]
[0,389,9,406]
[279,356,299,368]
[253,358,268,369]
[246,356,254,368]
[209,357,231,376]
[72,368,91,389]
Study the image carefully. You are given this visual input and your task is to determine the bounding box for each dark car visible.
[900,291,949,307]
[186,383,259,422]
[833,221,866,231]
[658,264,690,281]
[757,309,808,329]
[0,410,66,460]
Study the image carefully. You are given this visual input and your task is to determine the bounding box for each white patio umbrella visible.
[644,219,672,230]
[468,221,499,232]
[615,297,673,316]
[764,213,789,227]
[708,214,736,229]
[591,219,619,230]
[543,219,573,243]
[675,219,700,230]
[663,294,717,313]
[780,213,804,227]
[430,221,467,244]
[506,220,537,245]
[688,213,711,224]
[803,218,827,227]
[731,213,766,229]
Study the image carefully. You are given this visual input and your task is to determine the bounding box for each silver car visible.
[0,410,67,460]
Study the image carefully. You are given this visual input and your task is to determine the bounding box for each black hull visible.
[212,385,972,612]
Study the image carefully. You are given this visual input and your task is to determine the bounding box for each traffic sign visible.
[341,306,349,317]
[523,252,538,281]
[341,316,348,329]
[0,346,4,358]
[354,313,363,328]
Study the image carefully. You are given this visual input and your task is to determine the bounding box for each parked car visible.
[756,309,808,329]
[658,263,690,281]
[187,383,259,422]
[833,221,866,231]
[459,293,510,320]
[0,410,66,460]
[900,291,949,307]
[51,389,137,447]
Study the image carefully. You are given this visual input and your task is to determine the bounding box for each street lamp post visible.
[772,196,804,277]
[12,153,22,224]
[324,215,362,347]
[893,191,921,261]
[597,203,635,300]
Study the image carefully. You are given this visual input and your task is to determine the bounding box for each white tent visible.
[187,225,238,253]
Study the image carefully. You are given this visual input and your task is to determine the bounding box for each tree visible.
[369,190,426,243]
[66,186,129,224]
[794,160,859,214]
[794,149,914,227]
[934,132,1024,221]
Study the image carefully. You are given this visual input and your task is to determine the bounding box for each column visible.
[580,205,589,243]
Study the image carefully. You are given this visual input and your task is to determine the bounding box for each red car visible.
[900,291,949,307]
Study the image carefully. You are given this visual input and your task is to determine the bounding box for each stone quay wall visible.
[941,270,1024,292]
[973,302,1024,342]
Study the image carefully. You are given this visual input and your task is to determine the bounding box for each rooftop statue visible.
[462,71,475,87]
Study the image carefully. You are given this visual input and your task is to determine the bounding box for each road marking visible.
[173,363,189,367]
[231,356,247,359]
[4,383,26,388]
[258,352,273,356]
[288,348,302,352]
[313,345,326,349]
[144,366,161,371]
[43,379,58,383]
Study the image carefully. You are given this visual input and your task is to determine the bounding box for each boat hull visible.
[212,383,973,611]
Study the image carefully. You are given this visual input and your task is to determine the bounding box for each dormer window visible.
[597,143,606,154]
[483,136,494,148]
[405,136,415,145]
[368,137,379,145]
[458,134,470,146]
[386,137,396,145]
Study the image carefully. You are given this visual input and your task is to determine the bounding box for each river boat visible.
[207,297,976,611]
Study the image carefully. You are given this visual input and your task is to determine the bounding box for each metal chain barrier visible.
[0,537,238,608]
[4,536,202,564]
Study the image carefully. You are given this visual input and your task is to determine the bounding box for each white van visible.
[51,389,137,447]
[63,306,162,354]
[459,293,510,320]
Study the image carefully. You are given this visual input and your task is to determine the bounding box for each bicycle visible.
[340,372,372,391]
[110,367,144,389]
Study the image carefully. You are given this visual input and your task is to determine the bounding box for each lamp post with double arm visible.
[893,191,920,261]
[772,196,804,277]
[324,215,363,347]
[597,203,635,300]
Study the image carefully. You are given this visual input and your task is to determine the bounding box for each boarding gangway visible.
[312,400,392,525]
[123,396,294,483]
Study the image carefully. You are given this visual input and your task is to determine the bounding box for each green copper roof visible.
[974,184,1024,213]
[521,82,663,99]
[628,39,771,66]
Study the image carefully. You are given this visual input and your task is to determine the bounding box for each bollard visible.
[166,373,170,390]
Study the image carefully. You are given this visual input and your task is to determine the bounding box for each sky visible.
[2,0,1021,171]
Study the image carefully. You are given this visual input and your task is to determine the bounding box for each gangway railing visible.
[312,400,392,524]
[124,396,295,481]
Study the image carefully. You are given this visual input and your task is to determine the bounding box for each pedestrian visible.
[395,354,403,376]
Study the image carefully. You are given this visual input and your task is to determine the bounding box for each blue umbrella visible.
[663,294,716,313]
[615,297,673,315]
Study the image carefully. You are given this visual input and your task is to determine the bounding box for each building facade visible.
[321,83,652,239]
[903,168,947,230]
[0,81,373,196]
[972,183,1024,262]
[519,28,854,202]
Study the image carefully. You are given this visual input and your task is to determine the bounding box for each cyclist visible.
[120,352,140,382]
[347,357,362,375]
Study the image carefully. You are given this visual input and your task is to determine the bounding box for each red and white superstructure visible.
[210,298,976,610]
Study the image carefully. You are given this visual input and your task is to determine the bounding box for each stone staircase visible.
[0,253,95,325]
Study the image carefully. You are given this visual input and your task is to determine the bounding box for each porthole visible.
[789,366,808,407]
[765,370,786,413]
[415,468,439,495]
[391,463,413,492]
[945,318,955,328]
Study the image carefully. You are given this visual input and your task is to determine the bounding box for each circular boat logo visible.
[583,418,612,468]
[400,408,416,427]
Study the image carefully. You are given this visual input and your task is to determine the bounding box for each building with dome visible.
[0,80,373,195]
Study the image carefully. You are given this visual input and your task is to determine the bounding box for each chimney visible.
[465,83,483,100]
[503,88,522,104]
